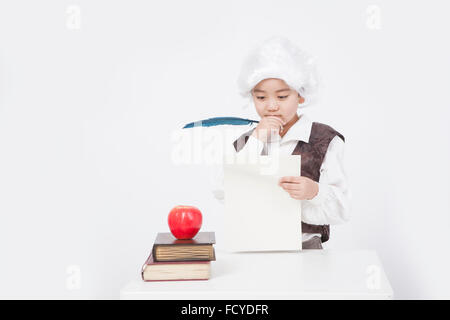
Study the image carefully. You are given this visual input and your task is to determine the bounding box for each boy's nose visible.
[267,101,279,111]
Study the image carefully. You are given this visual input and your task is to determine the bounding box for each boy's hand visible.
[251,116,286,143]
[278,176,319,200]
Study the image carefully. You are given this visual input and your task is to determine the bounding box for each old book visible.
[141,253,210,281]
[152,231,216,262]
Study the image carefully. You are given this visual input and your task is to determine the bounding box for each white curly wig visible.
[237,36,320,108]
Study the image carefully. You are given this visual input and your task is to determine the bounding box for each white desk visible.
[120,249,394,300]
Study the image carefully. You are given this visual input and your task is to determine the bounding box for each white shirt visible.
[210,114,351,243]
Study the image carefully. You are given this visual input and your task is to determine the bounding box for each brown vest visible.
[232,122,345,243]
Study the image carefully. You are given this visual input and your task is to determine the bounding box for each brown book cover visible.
[153,231,216,246]
[152,232,216,262]
[141,252,210,281]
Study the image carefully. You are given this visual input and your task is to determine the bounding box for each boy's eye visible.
[256,95,289,100]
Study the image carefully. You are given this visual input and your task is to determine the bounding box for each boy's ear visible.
[298,93,305,104]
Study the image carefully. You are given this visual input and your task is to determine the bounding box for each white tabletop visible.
[120,249,394,300]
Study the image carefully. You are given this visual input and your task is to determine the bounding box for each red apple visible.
[168,205,202,239]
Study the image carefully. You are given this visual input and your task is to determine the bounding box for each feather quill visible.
[182,117,259,129]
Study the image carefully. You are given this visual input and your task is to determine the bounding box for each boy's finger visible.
[279,176,301,183]
[265,118,283,129]
[265,116,285,127]
[280,183,299,190]
[261,118,281,128]
[268,116,286,126]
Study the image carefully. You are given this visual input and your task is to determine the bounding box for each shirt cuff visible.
[306,182,330,206]
[238,134,265,155]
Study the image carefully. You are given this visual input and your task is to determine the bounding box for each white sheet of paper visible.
[223,154,302,252]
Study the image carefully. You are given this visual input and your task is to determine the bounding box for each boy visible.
[212,36,350,249]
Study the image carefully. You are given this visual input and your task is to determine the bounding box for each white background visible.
[1,0,449,299]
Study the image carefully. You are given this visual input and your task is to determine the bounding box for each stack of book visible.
[141,231,216,281]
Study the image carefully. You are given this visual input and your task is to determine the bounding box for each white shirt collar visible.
[279,114,313,144]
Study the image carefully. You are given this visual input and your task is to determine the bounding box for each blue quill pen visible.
[182,117,259,129]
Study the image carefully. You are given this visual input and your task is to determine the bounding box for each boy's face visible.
[251,78,304,125]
